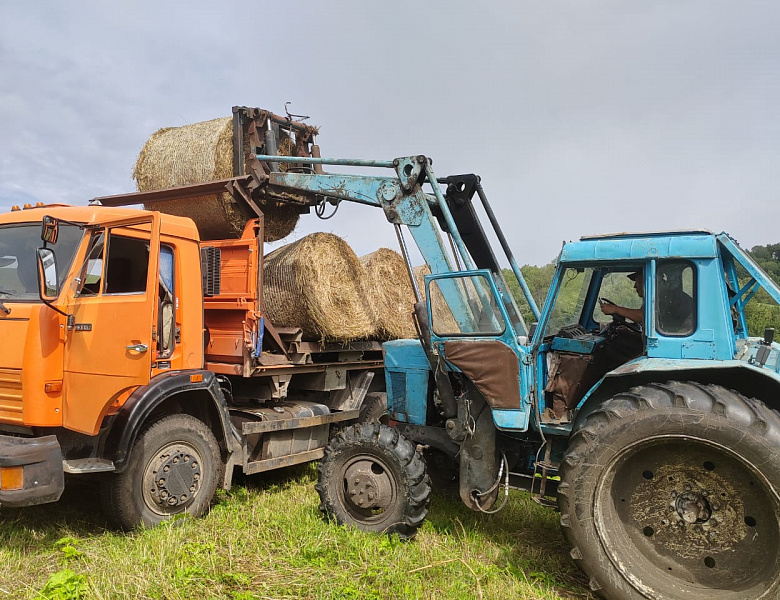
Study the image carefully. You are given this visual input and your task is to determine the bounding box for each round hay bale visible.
[413,265,459,333]
[360,249,416,340]
[133,117,298,242]
[263,233,375,342]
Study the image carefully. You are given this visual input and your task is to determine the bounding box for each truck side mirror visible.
[37,247,59,300]
[41,215,59,245]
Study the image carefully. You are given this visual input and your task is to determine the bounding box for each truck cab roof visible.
[0,204,201,241]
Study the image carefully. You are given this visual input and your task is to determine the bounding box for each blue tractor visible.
[255,152,780,600]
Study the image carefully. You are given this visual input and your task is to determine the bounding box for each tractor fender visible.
[102,370,239,473]
[575,357,780,429]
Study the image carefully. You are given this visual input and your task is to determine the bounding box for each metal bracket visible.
[394,156,427,192]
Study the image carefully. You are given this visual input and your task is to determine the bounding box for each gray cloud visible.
[1,1,778,265]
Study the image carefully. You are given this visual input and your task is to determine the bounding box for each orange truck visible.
[0,194,385,528]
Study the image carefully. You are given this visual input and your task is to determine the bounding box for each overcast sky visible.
[1,2,778,266]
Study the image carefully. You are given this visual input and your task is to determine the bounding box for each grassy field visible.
[0,464,594,600]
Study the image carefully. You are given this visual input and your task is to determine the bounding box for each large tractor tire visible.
[358,392,387,424]
[559,381,780,600]
[316,423,430,539]
[100,414,222,530]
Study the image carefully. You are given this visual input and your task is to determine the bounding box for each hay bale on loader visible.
[133,116,298,242]
[360,249,417,340]
[263,233,376,342]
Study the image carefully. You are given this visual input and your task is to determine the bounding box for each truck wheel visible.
[100,414,222,530]
[316,423,430,539]
[559,381,780,599]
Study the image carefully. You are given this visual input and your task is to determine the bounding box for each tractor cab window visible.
[592,271,644,326]
[429,274,505,336]
[656,261,695,336]
[541,265,645,422]
[543,268,593,338]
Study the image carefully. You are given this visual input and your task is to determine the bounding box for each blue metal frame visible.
[254,153,780,438]
[255,154,540,316]
[532,231,780,435]
[426,269,533,432]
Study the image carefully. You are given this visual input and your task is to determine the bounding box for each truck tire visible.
[316,423,430,539]
[100,414,222,530]
[559,381,780,600]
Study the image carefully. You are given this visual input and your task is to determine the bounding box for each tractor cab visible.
[532,230,780,426]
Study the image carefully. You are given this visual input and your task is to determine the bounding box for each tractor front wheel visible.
[559,381,780,599]
[316,423,430,539]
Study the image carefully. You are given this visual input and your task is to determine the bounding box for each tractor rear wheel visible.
[100,414,222,530]
[316,423,430,539]
[559,381,780,599]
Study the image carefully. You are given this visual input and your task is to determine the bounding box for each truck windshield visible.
[0,223,83,301]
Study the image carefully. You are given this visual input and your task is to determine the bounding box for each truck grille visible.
[0,369,23,424]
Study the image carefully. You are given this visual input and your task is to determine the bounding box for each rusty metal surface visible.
[252,360,383,378]
[207,358,383,377]
[244,447,325,475]
[92,177,252,206]
[240,409,359,435]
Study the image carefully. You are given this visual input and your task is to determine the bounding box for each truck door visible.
[63,214,160,435]
[426,270,531,431]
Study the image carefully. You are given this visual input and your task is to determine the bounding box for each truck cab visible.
[0,200,382,527]
[0,204,207,506]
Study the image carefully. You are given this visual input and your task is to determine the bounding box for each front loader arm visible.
[257,154,538,326]
[259,155,476,327]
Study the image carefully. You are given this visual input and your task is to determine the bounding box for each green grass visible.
[0,465,594,599]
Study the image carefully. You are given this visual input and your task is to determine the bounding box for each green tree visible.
[503,263,555,325]
[745,244,780,336]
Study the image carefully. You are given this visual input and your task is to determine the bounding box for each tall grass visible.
[0,465,593,599]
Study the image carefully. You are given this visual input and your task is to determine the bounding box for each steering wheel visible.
[600,298,642,333]
[611,313,642,333]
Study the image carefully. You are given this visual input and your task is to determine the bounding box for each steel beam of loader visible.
[474,179,540,320]
[256,155,476,328]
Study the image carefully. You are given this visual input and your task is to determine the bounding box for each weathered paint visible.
[560,232,719,263]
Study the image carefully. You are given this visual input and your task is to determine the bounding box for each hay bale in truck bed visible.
[360,249,417,340]
[133,116,298,241]
[263,233,376,342]
[413,265,459,333]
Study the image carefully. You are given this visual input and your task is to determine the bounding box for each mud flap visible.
[459,398,498,510]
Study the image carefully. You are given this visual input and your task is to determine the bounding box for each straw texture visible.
[413,265,459,333]
[360,249,416,340]
[133,117,298,241]
[263,233,376,342]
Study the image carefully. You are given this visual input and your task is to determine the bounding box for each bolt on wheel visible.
[143,443,204,516]
[341,456,396,520]
[597,437,779,593]
[316,423,430,539]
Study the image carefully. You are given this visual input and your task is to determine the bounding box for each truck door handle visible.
[126,344,148,353]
